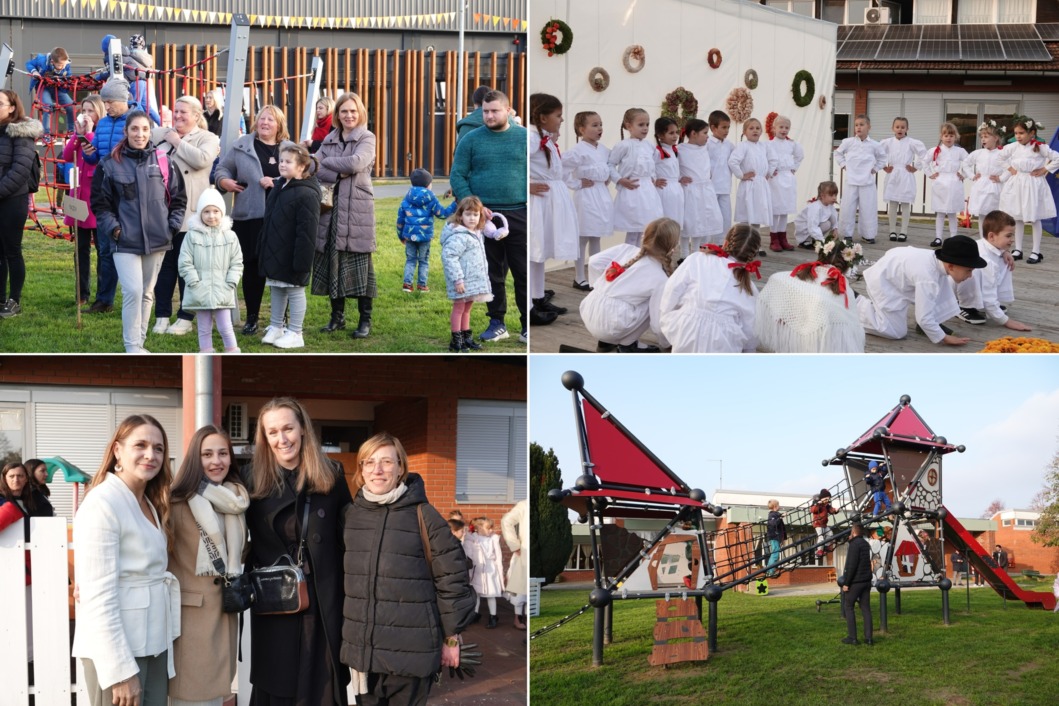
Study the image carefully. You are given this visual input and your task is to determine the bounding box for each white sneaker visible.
[167,318,194,335]
[273,330,305,349]
[152,317,170,334]
[261,325,285,345]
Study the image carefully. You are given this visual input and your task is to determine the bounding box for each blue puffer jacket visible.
[440,224,492,301]
[25,53,71,93]
[84,110,131,165]
[90,146,186,255]
[396,186,456,243]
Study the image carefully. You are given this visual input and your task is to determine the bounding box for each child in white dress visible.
[463,517,506,629]
[954,209,1031,331]
[728,118,774,254]
[926,122,969,248]
[879,117,926,242]
[707,110,735,235]
[580,217,679,352]
[795,181,840,248]
[755,232,865,353]
[660,224,762,353]
[997,115,1059,264]
[766,115,803,251]
[834,114,886,244]
[529,92,578,317]
[609,107,664,247]
[563,111,613,291]
[678,118,723,256]
[653,117,684,237]
[961,121,1007,239]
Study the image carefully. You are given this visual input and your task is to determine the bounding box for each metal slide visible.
[941,509,1056,610]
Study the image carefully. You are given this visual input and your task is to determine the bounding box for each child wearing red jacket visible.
[811,488,839,558]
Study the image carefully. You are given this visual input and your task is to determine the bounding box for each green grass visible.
[531,583,1059,705]
[6,196,523,353]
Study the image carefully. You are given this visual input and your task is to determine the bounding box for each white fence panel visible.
[0,519,30,703]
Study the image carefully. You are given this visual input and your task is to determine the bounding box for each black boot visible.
[487,614,498,629]
[320,298,345,332]
[449,331,467,353]
[462,329,482,351]
[351,296,372,339]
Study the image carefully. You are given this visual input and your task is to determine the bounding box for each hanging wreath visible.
[707,48,722,69]
[792,69,815,108]
[744,69,759,90]
[622,45,646,73]
[725,87,754,124]
[819,94,827,110]
[764,111,778,139]
[661,87,699,130]
[588,67,610,92]
[540,19,573,57]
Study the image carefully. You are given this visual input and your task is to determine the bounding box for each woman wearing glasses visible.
[242,398,352,704]
[340,433,476,706]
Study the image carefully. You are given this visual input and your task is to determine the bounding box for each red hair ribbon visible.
[704,243,729,258]
[604,261,625,282]
[821,266,848,307]
[656,144,670,160]
[539,134,560,157]
[730,260,762,279]
[791,261,822,278]
[807,196,818,203]
[932,145,942,163]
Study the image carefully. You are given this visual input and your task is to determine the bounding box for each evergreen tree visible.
[1032,444,1059,546]
[530,442,573,584]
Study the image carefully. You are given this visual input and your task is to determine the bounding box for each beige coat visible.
[501,499,528,596]
[315,125,377,253]
[152,126,221,232]
[167,500,239,702]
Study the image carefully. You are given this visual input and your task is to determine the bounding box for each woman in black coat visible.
[341,432,476,706]
[0,90,43,318]
[243,397,352,705]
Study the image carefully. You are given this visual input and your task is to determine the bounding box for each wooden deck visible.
[529,220,1059,354]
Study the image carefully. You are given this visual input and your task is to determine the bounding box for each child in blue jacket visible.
[397,168,456,292]
[26,47,74,137]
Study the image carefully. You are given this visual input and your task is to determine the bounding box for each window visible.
[765,0,814,17]
[945,100,1019,152]
[958,0,1034,23]
[566,544,594,571]
[455,400,527,503]
[1015,518,1036,529]
[916,0,950,23]
[0,407,25,467]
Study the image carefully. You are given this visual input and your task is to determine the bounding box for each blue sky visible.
[530,356,1059,519]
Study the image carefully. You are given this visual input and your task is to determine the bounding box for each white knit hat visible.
[196,188,227,217]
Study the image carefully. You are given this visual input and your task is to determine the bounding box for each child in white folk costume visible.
[529,93,577,319]
[463,517,506,629]
[795,181,840,248]
[955,209,1031,331]
[580,217,680,353]
[997,115,1059,264]
[926,122,969,248]
[728,118,774,255]
[961,121,1007,239]
[707,111,735,236]
[879,116,926,242]
[660,224,762,353]
[834,114,886,244]
[563,111,613,291]
[653,117,684,237]
[609,107,664,247]
[678,118,723,256]
[856,235,987,346]
[755,232,866,353]
[177,189,244,353]
[765,114,803,252]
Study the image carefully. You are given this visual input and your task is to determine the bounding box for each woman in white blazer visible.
[72,414,178,706]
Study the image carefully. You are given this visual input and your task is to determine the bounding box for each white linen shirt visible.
[859,246,960,343]
[835,136,886,187]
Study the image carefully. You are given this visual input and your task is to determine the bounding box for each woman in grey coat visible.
[215,104,295,334]
[314,92,378,338]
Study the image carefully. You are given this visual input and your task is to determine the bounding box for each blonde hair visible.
[332,92,368,129]
[81,94,106,125]
[573,111,600,141]
[352,432,410,495]
[472,516,494,532]
[770,114,790,135]
[174,95,208,130]
[742,118,762,136]
[619,108,648,139]
[204,87,224,117]
[723,224,762,295]
[604,217,679,280]
[768,499,779,510]
[940,122,958,137]
[249,397,335,499]
[316,95,336,116]
[256,104,290,142]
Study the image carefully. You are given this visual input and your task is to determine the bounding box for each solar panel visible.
[885,25,923,41]
[922,25,960,40]
[1001,39,1053,61]
[846,25,888,42]
[837,41,883,60]
[996,24,1038,40]
[837,25,853,41]
[918,40,961,60]
[875,40,922,60]
[960,25,1000,40]
[1033,24,1059,41]
[961,40,1006,61]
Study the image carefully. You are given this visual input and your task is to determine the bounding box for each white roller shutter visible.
[33,403,110,520]
[455,400,527,504]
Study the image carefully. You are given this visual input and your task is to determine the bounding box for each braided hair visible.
[530,93,563,168]
[723,224,762,295]
[604,217,680,280]
[620,108,649,140]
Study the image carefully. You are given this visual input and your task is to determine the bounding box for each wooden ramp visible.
[649,599,709,667]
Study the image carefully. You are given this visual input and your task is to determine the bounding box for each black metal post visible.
[941,584,951,625]
[707,597,719,653]
[879,588,888,632]
[592,605,604,667]
[603,600,613,645]
[894,586,902,614]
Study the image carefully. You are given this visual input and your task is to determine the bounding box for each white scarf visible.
[362,482,408,505]
[188,480,250,577]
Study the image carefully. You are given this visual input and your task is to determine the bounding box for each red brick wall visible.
[992,526,1059,573]
[0,356,182,386]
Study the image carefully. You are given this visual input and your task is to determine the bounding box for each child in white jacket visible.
[178,189,244,353]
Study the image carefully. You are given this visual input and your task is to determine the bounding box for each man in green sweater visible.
[451,90,548,343]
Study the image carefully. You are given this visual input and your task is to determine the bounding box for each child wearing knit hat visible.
[177,188,244,352]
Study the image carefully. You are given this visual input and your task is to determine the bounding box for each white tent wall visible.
[531,0,837,253]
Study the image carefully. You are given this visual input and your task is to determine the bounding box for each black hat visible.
[935,235,987,269]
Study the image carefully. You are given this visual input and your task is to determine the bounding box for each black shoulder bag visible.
[249,497,311,615]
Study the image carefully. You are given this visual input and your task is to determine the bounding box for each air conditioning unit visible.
[864,6,891,24]
[225,403,249,441]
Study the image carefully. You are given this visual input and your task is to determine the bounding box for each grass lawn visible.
[531,582,1059,705]
[5,195,523,353]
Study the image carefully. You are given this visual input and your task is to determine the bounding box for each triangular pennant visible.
[181,8,189,20]
[119,2,128,14]
[387,16,396,27]
[165,6,172,19]
[522,20,528,31]
[155,5,164,18]
[207,11,215,23]
[108,0,117,12]
[503,17,510,27]
[369,17,376,27]
[128,2,137,14]
[61,0,66,6]
[192,9,200,21]
[282,16,290,27]
[473,12,481,23]
[492,15,500,26]
[327,16,335,28]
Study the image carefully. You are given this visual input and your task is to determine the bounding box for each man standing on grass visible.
[841,523,874,645]
[451,90,545,345]
[993,544,1009,571]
